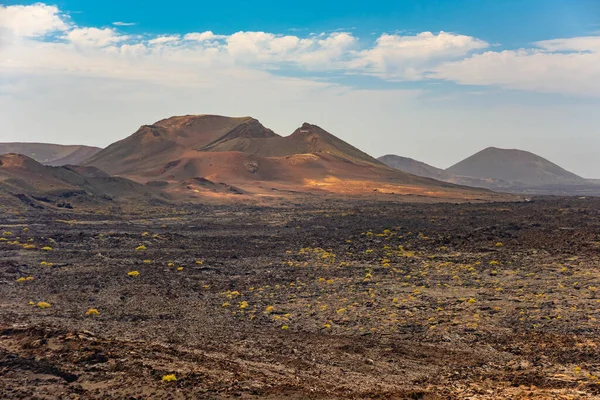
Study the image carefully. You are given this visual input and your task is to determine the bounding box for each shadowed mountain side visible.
[378,155,455,181]
[0,153,167,210]
[201,123,382,166]
[0,143,101,166]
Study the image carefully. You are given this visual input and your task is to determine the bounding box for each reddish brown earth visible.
[83,115,505,201]
[1,197,599,399]
[0,153,168,210]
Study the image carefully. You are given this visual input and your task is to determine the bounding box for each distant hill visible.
[380,148,600,196]
[378,154,515,190]
[0,143,101,166]
[378,155,454,181]
[0,153,166,210]
[446,147,587,186]
[84,115,502,201]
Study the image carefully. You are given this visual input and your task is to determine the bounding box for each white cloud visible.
[148,35,180,46]
[112,21,136,27]
[1,2,599,101]
[183,31,220,42]
[64,27,129,47]
[0,3,69,37]
[535,36,600,53]
[223,31,357,69]
[351,31,489,80]
[433,39,600,96]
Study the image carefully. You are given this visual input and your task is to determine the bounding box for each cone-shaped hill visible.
[447,147,587,186]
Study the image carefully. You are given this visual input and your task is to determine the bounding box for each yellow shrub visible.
[127,271,140,277]
[135,245,146,251]
[86,308,100,316]
[36,301,51,309]
[41,246,53,251]
[162,374,177,382]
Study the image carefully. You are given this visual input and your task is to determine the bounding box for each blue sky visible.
[5,0,598,45]
[1,1,599,176]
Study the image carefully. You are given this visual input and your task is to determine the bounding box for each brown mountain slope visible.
[378,155,454,181]
[0,153,166,210]
[204,123,381,166]
[378,154,517,189]
[83,115,277,176]
[447,147,587,186]
[84,115,510,201]
[0,143,101,166]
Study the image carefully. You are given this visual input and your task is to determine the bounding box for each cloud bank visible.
[1,2,597,95]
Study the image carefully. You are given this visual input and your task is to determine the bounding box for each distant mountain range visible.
[379,148,600,196]
[81,115,493,202]
[446,147,587,186]
[2,115,597,209]
[1,115,504,209]
[0,143,101,166]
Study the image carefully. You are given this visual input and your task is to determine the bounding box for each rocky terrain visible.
[1,197,599,399]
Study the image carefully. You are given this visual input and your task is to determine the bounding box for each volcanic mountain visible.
[446,147,587,186]
[84,115,503,201]
[0,143,101,166]
[0,153,165,210]
[378,154,515,189]
[381,149,600,196]
[378,155,454,182]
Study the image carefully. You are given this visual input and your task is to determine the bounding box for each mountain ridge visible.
[0,143,101,166]
[82,114,501,201]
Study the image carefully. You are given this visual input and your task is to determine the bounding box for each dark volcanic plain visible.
[1,198,600,399]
